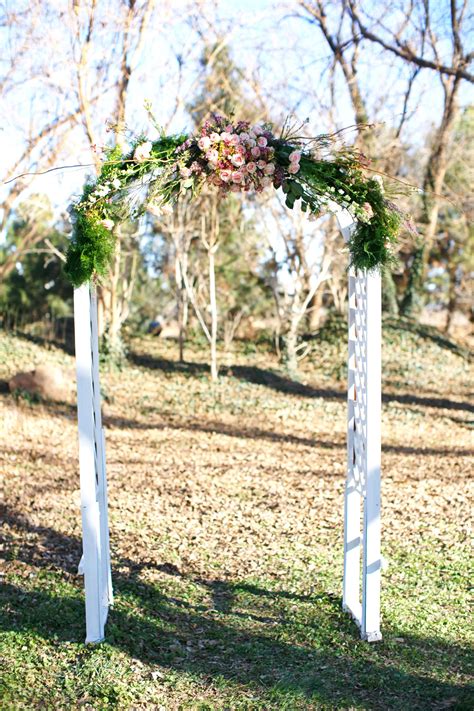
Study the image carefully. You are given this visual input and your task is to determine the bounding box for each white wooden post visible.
[74,283,112,643]
[336,210,382,642]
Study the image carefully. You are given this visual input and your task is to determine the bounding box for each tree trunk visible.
[401,78,461,317]
[208,246,218,382]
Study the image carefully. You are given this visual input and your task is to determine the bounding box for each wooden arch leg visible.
[74,283,113,643]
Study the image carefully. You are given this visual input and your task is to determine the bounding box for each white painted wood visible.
[336,209,382,642]
[361,269,382,641]
[74,283,112,643]
[89,288,113,613]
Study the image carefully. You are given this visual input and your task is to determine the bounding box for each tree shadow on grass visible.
[2,507,473,710]
[128,351,474,414]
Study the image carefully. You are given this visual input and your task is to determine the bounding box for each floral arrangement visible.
[65,114,413,287]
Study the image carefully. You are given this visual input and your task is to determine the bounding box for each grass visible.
[0,327,473,710]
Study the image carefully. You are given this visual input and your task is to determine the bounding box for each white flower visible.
[101,219,114,231]
[133,141,153,162]
[112,178,121,189]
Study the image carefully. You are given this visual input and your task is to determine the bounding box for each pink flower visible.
[252,124,263,136]
[222,132,233,144]
[220,169,232,182]
[288,163,300,174]
[251,146,261,158]
[101,219,114,231]
[225,124,233,133]
[239,132,249,141]
[264,163,275,175]
[257,136,268,148]
[289,150,301,163]
[198,136,211,150]
[257,160,266,169]
[133,141,152,162]
[261,176,273,187]
[206,149,219,163]
[180,167,192,178]
[362,202,374,219]
[231,153,245,167]
[232,170,244,183]
[246,162,257,174]
[210,132,220,142]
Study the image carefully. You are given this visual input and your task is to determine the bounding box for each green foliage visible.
[0,196,71,326]
[64,210,117,287]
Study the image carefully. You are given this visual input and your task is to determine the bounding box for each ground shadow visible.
[128,351,474,414]
[2,508,473,710]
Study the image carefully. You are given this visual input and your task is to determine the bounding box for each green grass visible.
[1,538,472,710]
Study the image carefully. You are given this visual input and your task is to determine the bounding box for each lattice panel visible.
[348,269,369,496]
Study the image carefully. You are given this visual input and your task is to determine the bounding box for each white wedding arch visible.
[73,207,382,644]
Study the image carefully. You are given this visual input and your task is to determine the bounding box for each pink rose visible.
[231,153,245,167]
[289,150,301,163]
[239,132,249,141]
[210,132,220,142]
[198,136,211,151]
[222,132,233,143]
[251,146,260,158]
[246,162,256,174]
[257,136,268,148]
[252,124,263,136]
[206,149,219,163]
[288,163,300,174]
[220,169,232,182]
[257,160,266,169]
[264,163,275,175]
[232,170,244,183]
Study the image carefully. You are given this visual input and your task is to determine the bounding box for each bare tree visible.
[346,0,473,315]
[263,201,331,373]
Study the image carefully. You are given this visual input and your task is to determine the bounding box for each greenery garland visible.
[65,115,412,287]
